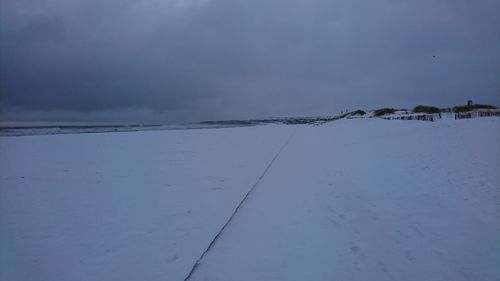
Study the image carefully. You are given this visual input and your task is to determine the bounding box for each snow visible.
[0,125,295,281]
[1,118,499,281]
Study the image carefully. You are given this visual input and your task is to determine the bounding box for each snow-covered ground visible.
[1,118,499,281]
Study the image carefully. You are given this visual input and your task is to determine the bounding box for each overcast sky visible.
[1,0,499,123]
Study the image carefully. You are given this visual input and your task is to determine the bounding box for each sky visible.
[1,0,499,123]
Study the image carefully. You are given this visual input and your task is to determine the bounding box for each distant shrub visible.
[453,104,497,113]
[413,105,441,114]
[474,104,496,109]
[351,110,366,116]
[374,108,396,116]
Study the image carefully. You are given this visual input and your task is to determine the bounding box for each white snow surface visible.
[1,118,499,281]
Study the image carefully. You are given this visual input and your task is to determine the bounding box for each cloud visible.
[1,0,499,123]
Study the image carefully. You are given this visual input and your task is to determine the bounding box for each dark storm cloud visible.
[1,0,499,122]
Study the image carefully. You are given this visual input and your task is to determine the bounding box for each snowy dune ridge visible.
[0,117,499,281]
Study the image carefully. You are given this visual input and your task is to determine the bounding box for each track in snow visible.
[183,131,296,281]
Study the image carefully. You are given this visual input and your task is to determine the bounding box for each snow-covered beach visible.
[1,117,499,281]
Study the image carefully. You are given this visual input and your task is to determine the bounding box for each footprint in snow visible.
[404,250,416,261]
[329,218,341,228]
[350,245,361,255]
[166,255,178,264]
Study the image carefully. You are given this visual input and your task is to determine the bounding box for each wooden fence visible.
[454,111,500,119]
[382,111,499,122]
[382,114,441,122]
